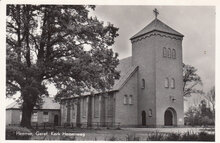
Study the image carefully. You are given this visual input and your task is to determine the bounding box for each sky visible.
[5,6,215,109]
[91,6,215,94]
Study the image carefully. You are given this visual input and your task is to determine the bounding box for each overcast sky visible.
[91,6,215,94]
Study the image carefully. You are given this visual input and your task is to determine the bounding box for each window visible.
[94,96,99,118]
[129,95,133,105]
[168,48,171,58]
[165,78,169,88]
[31,112,38,122]
[171,78,175,89]
[82,98,86,117]
[20,112,22,122]
[172,49,176,59]
[142,79,145,89]
[148,109,152,117]
[72,104,75,119]
[124,95,129,104]
[107,96,113,117]
[163,47,167,57]
[43,112,49,122]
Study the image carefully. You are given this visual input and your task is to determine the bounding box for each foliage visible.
[6,126,32,140]
[183,63,203,97]
[6,5,119,128]
[203,86,215,116]
[184,100,214,126]
[147,131,214,141]
[147,132,165,141]
[126,134,140,141]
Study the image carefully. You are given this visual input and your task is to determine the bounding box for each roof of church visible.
[6,97,60,110]
[112,56,138,91]
[130,18,184,40]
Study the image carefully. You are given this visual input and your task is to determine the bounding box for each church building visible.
[60,9,184,127]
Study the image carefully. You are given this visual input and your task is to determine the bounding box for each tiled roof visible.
[6,97,60,110]
[112,57,138,91]
[130,18,184,40]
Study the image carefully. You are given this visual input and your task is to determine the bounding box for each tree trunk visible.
[20,98,34,128]
[76,98,81,127]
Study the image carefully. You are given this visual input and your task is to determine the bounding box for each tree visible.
[6,5,120,128]
[203,86,215,117]
[183,63,203,97]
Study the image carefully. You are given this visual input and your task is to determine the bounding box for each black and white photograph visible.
[3,2,216,141]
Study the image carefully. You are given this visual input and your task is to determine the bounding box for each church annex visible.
[60,9,184,127]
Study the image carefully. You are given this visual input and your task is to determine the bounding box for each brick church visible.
[60,9,184,127]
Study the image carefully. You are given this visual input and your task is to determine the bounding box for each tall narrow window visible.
[43,112,49,122]
[31,112,38,122]
[142,79,145,89]
[172,49,176,59]
[148,109,152,117]
[165,78,169,88]
[168,48,171,58]
[72,104,75,119]
[94,96,99,118]
[171,78,175,89]
[129,95,133,105]
[107,96,113,117]
[124,95,128,104]
[82,98,86,117]
[163,47,167,57]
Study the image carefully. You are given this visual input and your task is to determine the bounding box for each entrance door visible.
[54,115,58,126]
[142,111,146,126]
[164,110,173,126]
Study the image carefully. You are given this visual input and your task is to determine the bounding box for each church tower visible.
[130,9,184,127]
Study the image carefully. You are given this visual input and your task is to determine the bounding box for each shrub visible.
[126,134,140,141]
[165,133,181,141]
[147,132,164,141]
[198,131,215,141]
[6,126,32,140]
[108,136,117,141]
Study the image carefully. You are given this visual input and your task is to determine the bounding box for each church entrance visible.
[142,111,146,126]
[164,107,177,126]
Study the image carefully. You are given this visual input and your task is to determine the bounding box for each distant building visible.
[60,10,185,127]
[6,97,61,126]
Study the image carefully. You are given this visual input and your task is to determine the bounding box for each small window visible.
[142,79,145,89]
[171,78,175,89]
[148,109,152,117]
[31,112,38,122]
[129,95,133,105]
[165,78,169,88]
[172,49,176,59]
[43,112,49,122]
[163,47,167,57]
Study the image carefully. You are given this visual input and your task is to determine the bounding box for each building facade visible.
[61,15,184,127]
[6,97,61,126]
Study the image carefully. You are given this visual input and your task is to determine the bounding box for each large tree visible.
[183,63,203,97]
[6,5,120,128]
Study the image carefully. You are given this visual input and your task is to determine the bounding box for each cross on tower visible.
[153,8,159,19]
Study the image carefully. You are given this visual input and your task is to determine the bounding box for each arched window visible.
[168,48,171,58]
[129,95,133,105]
[142,79,145,89]
[172,49,176,59]
[165,78,169,88]
[171,78,175,89]
[163,47,167,57]
[148,109,152,117]
[124,95,128,104]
